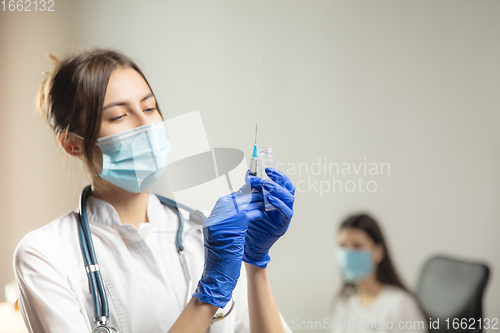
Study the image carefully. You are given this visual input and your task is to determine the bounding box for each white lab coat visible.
[13,194,292,333]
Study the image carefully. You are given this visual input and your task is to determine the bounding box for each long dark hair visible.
[338,213,408,295]
[334,214,430,332]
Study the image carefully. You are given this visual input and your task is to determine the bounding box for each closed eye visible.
[110,114,126,121]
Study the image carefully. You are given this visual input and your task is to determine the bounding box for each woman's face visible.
[337,227,384,264]
[91,67,163,173]
[99,67,162,138]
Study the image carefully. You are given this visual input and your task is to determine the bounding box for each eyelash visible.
[110,115,125,121]
[109,108,157,121]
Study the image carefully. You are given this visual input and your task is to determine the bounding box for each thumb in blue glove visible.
[243,167,295,268]
[192,174,264,307]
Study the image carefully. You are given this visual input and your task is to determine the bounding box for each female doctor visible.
[13,48,295,333]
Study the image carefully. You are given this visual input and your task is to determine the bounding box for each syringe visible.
[249,125,258,176]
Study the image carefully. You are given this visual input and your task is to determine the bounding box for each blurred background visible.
[0,0,499,332]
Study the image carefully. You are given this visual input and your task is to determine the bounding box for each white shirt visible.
[331,285,427,333]
[13,194,291,333]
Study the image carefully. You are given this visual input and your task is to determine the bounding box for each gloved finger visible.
[268,195,294,221]
[265,168,295,195]
[235,170,263,197]
[232,192,263,206]
[206,191,261,225]
[262,180,295,209]
[243,204,264,222]
[242,201,265,213]
[214,204,264,230]
[231,193,263,214]
[248,175,263,192]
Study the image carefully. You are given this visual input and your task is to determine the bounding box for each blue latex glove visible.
[243,167,295,268]
[192,175,263,307]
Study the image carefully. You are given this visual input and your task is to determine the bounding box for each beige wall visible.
[0,3,87,300]
[1,1,499,332]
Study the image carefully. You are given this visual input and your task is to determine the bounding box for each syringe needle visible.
[254,124,258,145]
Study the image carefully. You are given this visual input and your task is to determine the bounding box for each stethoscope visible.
[77,185,235,333]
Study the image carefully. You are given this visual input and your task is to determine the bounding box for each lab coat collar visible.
[85,193,162,227]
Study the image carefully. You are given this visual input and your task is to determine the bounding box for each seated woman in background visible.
[331,214,427,333]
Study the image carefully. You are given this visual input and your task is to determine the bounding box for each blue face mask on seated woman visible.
[74,121,171,193]
[336,247,375,283]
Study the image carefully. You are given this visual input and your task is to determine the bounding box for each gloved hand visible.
[192,175,263,307]
[243,167,295,268]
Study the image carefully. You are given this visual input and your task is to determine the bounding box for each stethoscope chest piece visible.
[92,325,119,333]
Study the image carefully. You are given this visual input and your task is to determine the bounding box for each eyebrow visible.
[102,93,155,111]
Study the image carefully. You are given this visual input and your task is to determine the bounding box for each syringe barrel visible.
[250,158,258,176]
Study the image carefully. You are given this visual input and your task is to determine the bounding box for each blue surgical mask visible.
[336,247,374,283]
[74,121,171,193]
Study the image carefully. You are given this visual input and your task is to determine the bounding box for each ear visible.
[58,132,84,157]
[372,244,384,265]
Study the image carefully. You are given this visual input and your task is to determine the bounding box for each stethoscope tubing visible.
[78,186,234,330]
[78,186,109,320]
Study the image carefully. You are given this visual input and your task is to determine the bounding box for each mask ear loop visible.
[70,132,101,147]
[57,131,86,157]
[67,132,106,191]
[70,132,84,140]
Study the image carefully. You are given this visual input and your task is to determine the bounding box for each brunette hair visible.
[334,214,430,332]
[37,48,162,178]
[338,214,408,293]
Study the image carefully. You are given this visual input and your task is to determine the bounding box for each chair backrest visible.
[416,255,489,333]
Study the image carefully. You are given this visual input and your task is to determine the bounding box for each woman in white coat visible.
[13,48,295,333]
[332,214,427,333]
